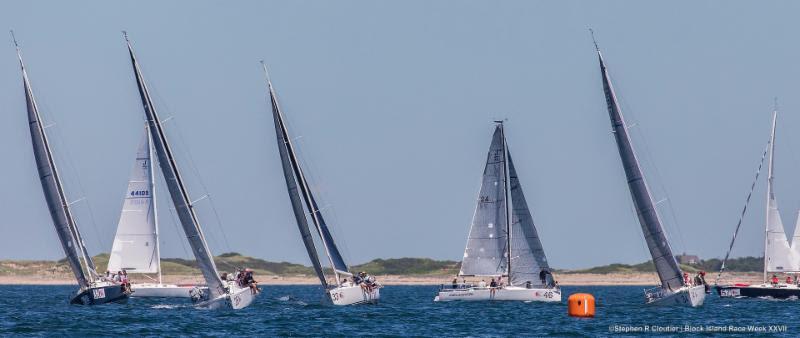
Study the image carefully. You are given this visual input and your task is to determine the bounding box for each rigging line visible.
[37,98,107,250]
[616,86,688,254]
[714,136,771,285]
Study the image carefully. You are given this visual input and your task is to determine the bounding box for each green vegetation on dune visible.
[2,254,765,277]
[350,258,460,275]
[567,256,763,274]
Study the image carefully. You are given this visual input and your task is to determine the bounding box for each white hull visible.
[194,281,258,310]
[130,283,205,298]
[434,286,561,302]
[327,285,380,306]
[646,285,705,307]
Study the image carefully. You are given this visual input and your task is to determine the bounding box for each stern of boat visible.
[328,284,380,306]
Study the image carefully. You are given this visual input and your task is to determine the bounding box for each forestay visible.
[17,43,95,288]
[108,127,159,274]
[508,154,549,285]
[460,125,508,277]
[597,50,684,291]
[125,36,225,299]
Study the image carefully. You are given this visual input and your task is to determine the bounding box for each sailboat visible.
[123,33,257,309]
[434,122,561,302]
[14,34,129,305]
[717,108,800,298]
[106,125,208,298]
[594,41,705,307]
[263,63,380,306]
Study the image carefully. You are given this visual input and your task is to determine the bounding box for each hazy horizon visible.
[3,1,800,270]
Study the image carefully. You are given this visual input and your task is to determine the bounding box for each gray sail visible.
[17,44,94,288]
[597,50,684,290]
[265,69,328,287]
[460,125,509,277]
[125,37,225,299]
[263,66,350,278]
[507,154,549,285]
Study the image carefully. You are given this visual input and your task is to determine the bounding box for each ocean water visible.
[0,285,796,337]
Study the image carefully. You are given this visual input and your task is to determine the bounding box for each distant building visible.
[676,253,700,265]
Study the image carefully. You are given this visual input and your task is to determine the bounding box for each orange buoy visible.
[567,293,595,318]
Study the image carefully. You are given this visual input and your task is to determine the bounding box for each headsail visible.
[597,49,684,290]
[460,125,509,277]
[507,154,549,285]
[763,111,795,274]
[108,127,160,275]
[264,65,328,286]
[124,35,225,298]
[16,39,95,288]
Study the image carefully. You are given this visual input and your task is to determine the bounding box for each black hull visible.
[70,285,130,305]
[716,285,800,299]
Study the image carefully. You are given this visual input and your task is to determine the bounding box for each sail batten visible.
[125,38,225,298]
[18,46,93,287]
[597,51,684,291]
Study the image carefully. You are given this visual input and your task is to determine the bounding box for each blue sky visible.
[3,1,800,269]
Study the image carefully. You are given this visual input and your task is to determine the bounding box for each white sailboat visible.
[123,33,257,309]
[717,108,800,298]
[594,38,705,307]
[106,126,207,298]
[434,122,561,302]
[14,33,129,305]
[263,63,380,306]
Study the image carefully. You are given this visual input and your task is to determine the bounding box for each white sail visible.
[108,127,159,274]
[790,211,800,270]
[764,111,795,273]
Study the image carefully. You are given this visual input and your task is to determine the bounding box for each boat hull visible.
[434,286,561,302]
[70,284,130,305]
[327,285,380,305]
[130,283,206,298]
[646,285,705,307]
[717,283,800,299]
[228,282,257,309]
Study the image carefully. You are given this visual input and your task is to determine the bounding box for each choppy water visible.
[0,285,797,336]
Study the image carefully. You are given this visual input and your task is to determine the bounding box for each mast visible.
[148,126,162,285]
[263,63,328,287]
[499,122,512,278]
[124,34,225,298]
[595,43,684,291]
[15,33,94,287]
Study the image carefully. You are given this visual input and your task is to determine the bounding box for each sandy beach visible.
[0,272,764,286]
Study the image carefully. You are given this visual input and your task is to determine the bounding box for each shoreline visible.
[0,272,763,286]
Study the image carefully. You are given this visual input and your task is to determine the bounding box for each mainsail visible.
[508,154,549,285]
[263,64,351,284]
[597,49,684,291]
[265,66,327,286]
[125,36,225,299]
[763,111,795,274]
[16,40,95,288]
[460,125,509,277]
[108,127,160,276]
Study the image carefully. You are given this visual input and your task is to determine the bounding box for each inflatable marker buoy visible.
[568,293,595,318]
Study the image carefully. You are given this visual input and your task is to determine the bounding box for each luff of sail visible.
[265,66,328,287]
[108,126,159,274]
[507,153,549,285]
[124,36,225,299]
[597,50,684,291]
[17,42,94,288]
[460,125,509,277]
[763,110,795,274]
[263,66,350,278]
